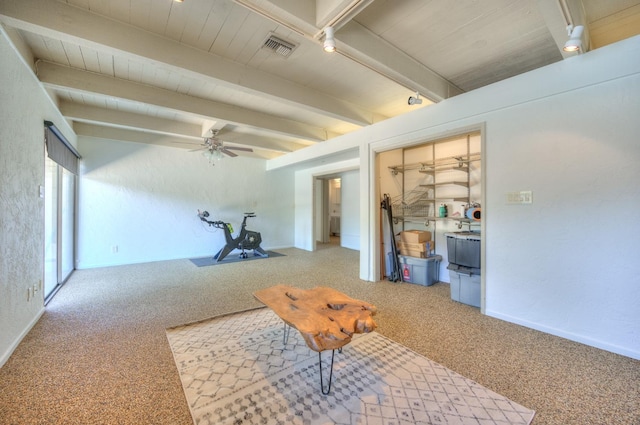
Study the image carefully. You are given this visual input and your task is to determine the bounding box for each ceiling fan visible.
[191,130,253,163]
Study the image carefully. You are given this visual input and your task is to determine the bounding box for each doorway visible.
[378,132,482,273]
[315,177,341,247]
[328,178,341,243]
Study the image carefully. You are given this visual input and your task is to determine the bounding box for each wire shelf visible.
[391,188,434,218]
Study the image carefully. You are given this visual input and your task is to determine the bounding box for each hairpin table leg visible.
[319,349,336,395]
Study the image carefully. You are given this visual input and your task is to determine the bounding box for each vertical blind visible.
[44,121,81,175]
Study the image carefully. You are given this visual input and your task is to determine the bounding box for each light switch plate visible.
[506,191,532,204]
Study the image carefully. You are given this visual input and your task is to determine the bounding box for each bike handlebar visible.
[198,210,256,230]
[197,210,226,228]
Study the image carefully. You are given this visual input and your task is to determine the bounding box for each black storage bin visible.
[445,232,481,269]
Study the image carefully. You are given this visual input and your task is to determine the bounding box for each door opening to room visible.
[315,177,341,246]
[377,131,482,308]
[328,178,341,244]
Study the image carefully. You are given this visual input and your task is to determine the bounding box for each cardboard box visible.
[396,240,435,251]
[399,249,427,258]
[398,230,432,244]
[396,240,435,258]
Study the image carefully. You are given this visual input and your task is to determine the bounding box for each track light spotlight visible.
[323,26,336,53]
[563,25,584,53]
[408,92,423,105]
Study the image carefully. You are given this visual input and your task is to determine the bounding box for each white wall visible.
[77,138,294,268]
[483,80,639,356]
[0,30,77,365]
[339,170,360,250]
[290,36,640,359]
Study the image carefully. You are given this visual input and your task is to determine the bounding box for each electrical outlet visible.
[112,245,118,253]
[33,283,38,293]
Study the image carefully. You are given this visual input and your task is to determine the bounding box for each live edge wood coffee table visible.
[253,285,377,394]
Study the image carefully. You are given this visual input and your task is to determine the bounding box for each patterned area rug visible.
[166,308,535,425]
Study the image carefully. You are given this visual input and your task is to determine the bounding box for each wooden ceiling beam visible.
[335,21,464,102]
[60,96,313,154]
[0,0,376,127]
[73,122,296,156]
[234,0,462,102]
[59,102,203,141]
[38,61,327,142]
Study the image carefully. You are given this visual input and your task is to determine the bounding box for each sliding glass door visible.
[44,157,58,298]
[43,157,76,302]
[60,168,75,280]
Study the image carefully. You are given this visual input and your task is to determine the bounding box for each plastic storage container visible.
[448,264,481,307]
[397,255,442,286]
[445,232,481,269]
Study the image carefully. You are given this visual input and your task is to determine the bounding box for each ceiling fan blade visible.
[225,146,254,152]
[221,148,238,157]
[188,147,208,152]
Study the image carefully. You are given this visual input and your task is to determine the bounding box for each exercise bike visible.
[197,210,268,262]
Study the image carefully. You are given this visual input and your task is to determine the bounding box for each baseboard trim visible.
[75,246,295,270]
[0,307,45,368]
[486,309,640,361]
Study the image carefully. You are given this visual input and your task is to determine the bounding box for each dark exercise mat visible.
[189,251,285,267]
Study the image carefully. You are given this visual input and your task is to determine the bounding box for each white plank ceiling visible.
[1,0,639,158]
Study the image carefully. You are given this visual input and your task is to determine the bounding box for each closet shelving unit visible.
[388,137,480,230]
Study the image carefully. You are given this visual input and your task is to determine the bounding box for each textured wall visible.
[76,137,295,268]
[483,77,640,358]
[0,32,76,365]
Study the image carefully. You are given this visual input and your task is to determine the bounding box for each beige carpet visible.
[167,308,535,425]
[1,243,638,424]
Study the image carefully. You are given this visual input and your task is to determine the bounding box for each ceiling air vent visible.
[262,34,298,58]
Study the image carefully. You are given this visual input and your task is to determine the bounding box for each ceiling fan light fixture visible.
[323,27,336,53]
[563,25,584,53]
[202,149,215,164]
[194,131,253,164]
